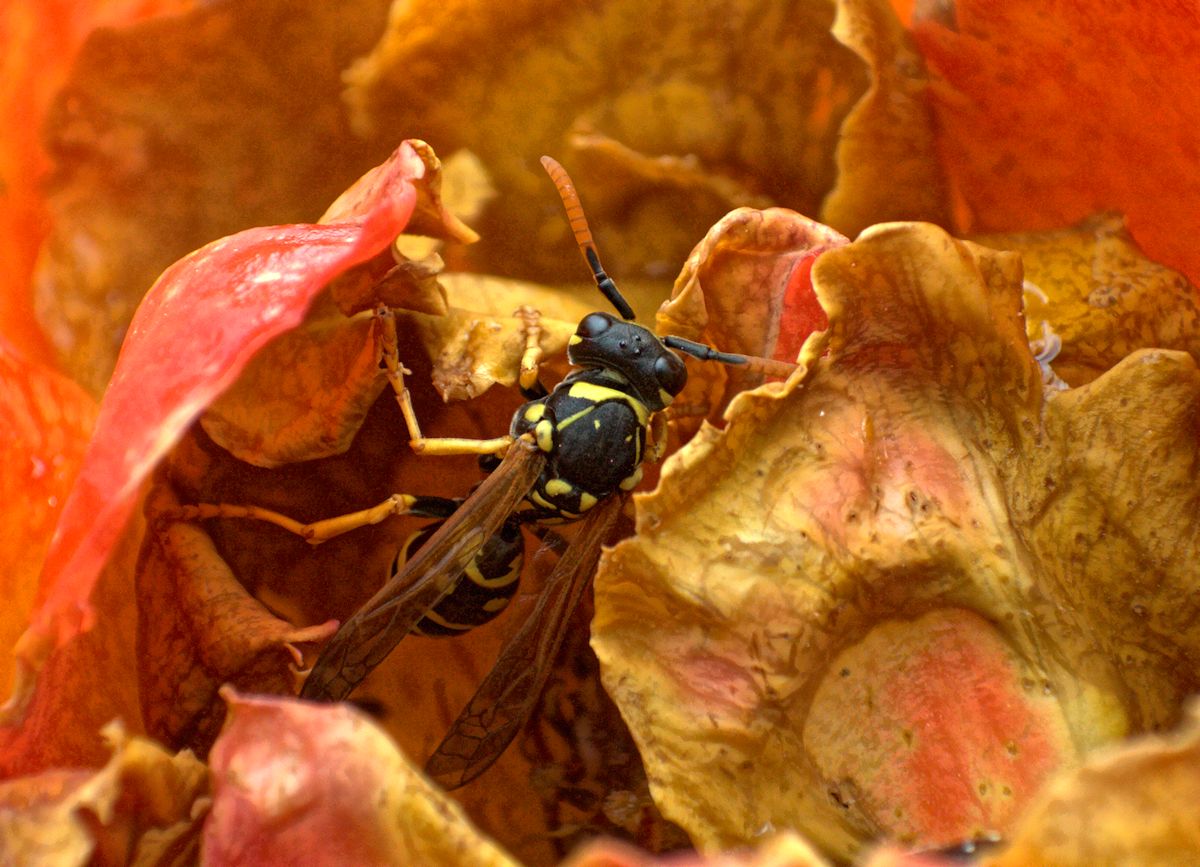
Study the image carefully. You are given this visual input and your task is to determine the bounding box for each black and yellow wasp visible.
[173,157,793,788]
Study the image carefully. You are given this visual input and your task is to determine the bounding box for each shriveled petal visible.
[0,723,208,866]
[987,704,1200,865]
[974,214,1200,386]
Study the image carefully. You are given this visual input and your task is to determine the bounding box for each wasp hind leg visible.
[159,494,421,545]
[375,305,515,456]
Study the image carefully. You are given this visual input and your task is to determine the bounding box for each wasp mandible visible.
[169,156,795,788]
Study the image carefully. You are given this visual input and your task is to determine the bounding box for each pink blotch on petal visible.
[669,647,761,723]
[879,615,1063,839]
[790,402,972,548]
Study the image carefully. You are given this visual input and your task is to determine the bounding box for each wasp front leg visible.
[647,410,670,464]
[375,305,514,457]
[513,304,549,400]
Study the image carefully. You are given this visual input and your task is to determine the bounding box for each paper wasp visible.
[170,157,795,788]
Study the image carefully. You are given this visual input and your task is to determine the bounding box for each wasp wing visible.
[301,436,545,701]
[424,492,626,789]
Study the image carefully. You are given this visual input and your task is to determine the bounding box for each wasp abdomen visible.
[402,517,524,637]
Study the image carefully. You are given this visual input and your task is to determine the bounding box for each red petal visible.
[22,143,422,677]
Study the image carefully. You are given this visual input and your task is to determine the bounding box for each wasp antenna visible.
[663,335,798,378]
[541,155,636,321]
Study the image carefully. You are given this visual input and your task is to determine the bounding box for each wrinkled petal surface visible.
[974,214,1200,386]
[347,0,919,283]
[658,208,846,421]
[593,221,1200,859]
[987,705,1200,866]
[0,723,208,866]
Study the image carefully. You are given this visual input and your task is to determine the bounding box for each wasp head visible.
[567,312,687,411]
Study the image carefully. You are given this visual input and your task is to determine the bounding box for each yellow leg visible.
[647,411,669,463]
[410,435,514,456]
[160,494,419,545]
[513,304,544,394]
[376,305,517,457]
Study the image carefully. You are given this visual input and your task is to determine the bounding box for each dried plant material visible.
[567,131,774,215]
[200,312,387,468]
[913,2,1200,285]
[346,0,872,282]
[137,484,337,753]
[822,0,950,234]
[973,214,1200,386]
[334,249,451,318]
[0,142,424,731]
[592,222,1200,860]
[437,149,498,227]
[0,723,208,866]
[409,273,588,401]
[658,208,846,422]
[33,0,393,395]
[146,372,560,861]
[395,141,484,246]
[805,610,1070,842]
[204,690,518,867]
[0,348,138,777]
[985,705,1200,866]
[0,518,143,778]
[565,832,831,866]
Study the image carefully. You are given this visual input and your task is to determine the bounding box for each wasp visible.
[170,157,795,788]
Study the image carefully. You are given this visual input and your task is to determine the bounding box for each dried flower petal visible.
[565,832,831,866]
[347,0,874,282]
[974,214,1200,386]
[913,2,1200,284]
[0,723,208,866]
[34,0,394,394]
[659,208,846,422]
[593,221,1200,859]
[986,704,1200,865]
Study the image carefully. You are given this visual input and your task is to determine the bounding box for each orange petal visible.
[913,3,1200,285]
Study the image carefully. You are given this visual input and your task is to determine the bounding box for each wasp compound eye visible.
[654,352,688,396]
[577,312,614,339]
